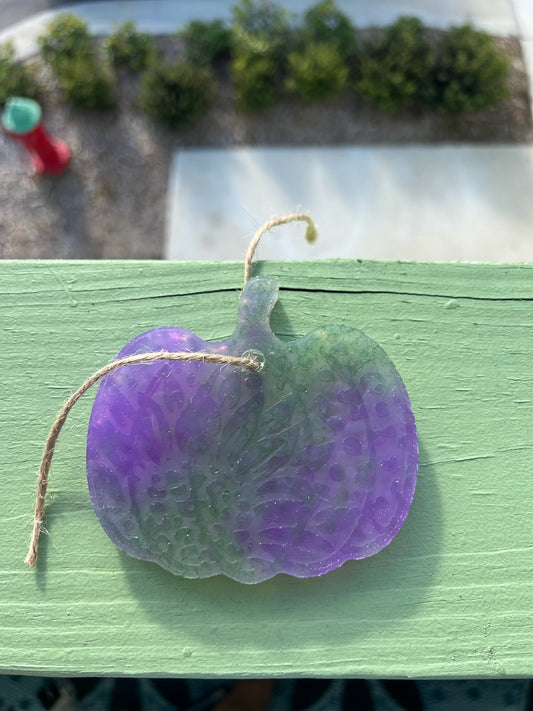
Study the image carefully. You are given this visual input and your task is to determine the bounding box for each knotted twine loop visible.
[244,213,317,283]
[25,212,318,567]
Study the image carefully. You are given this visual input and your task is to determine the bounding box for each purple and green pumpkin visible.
[86,276,418,583]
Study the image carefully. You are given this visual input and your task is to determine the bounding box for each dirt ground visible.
[0,34,531,259]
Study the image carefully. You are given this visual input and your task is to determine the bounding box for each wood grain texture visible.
[1,259,532,679]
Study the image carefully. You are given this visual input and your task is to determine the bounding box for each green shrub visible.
[428,24,511,112]
[38,13,92,71]
[38,13,115,109]
[179,19,232,66]
[231,0,291,60]
[232,51,278,110]
[104,20,155,71]
[232,0,290,38]
[0,42,40,104]
[230,0,290,111]
[301,0,357,59]
[356,16,434,112]
[139,60,216,128]
[55,53,115,108]
[286,41,348,100]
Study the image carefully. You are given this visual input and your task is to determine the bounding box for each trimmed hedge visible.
[301,0,357,59]
[104,21,156,71]
[53,54,115,109]
[232,52,279,110]
[356,16,434,112]
[0,42,40,105]
[29,4,513,126]
[138,60,217,128]
[37,13,92,72]
[230,0,292,112]
[231,0,291,60]
[286,42,348,100]
[179,19,232,66]
[38,14,115,109]
[428,24,511,112]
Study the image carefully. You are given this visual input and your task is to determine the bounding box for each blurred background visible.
[1,0,532,261]
[1,0,532,709]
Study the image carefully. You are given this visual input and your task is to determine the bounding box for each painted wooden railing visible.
[1,259,532,677]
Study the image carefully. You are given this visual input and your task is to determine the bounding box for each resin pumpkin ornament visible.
[26,214,418,583]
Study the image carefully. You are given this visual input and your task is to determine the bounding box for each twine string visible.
[25,351,261,567]
[26,213,318,567]
[244,213,317,283]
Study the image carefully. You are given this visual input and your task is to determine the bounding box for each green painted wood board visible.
[1,259,532,679]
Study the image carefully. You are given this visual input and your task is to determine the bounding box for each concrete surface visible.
[165,145,533,262]
[513,0,533,40]
[0,0,107,30]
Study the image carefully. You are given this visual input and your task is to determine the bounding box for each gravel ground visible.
[1,34,531,259]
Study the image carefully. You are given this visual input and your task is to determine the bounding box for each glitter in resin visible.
[86,276,418,583]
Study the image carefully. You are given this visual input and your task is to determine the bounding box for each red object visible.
[4,120,70,176]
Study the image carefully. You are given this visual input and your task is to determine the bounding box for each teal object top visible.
[1,97,42,135]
